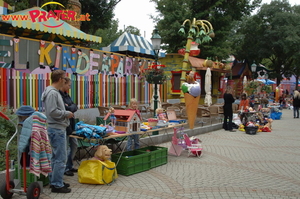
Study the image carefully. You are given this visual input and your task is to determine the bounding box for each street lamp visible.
[151,28,162,117]
[251,61,257,80]
[178,18,214,98]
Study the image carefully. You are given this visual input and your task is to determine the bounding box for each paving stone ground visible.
[10,109,300,199]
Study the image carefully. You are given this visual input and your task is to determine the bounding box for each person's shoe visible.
[69,168,78,172]
[64,171,74,176]
[229,129,236,132]
[50,182,70,188]
[51,186,71,193]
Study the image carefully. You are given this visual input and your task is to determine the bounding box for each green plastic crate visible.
[14,165,49,187]
[137,146,168,168]
[111,150,150,176]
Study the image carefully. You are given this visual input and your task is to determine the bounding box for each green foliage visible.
[261,85,272,94]
[244,81,261,95]
[80,0,121,34]
[91,19,123,49]
[0,107,17,138]
[150,0,261,60]
[140,65,166,84]
[244,81,272,96]
[232,0,300,85]
[0,106,18,171]
[91,20,141,49]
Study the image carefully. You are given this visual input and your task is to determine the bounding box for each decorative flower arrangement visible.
[244,81,262,95]
[261,84,272,93]
[140,64,166,84]
[244,80,273,95]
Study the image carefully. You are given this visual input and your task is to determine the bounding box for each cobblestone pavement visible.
[11,109,300,199]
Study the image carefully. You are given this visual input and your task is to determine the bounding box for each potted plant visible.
[140,64,166,84]
[244,81,262,95]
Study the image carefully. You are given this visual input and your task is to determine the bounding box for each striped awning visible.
[0,7,102,44]
[101,32,165,58]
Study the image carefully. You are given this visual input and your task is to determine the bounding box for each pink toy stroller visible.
[183,134,203,158]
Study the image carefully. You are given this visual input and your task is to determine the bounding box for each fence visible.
[0,68,166,111]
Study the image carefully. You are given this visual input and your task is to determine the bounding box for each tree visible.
[91,19,123,49]
[80,0,121,34]
[150,0,261,60]
[232,0,300,85]
[91,21,141,49]
[5,0,69,11]
[123,26,141,36]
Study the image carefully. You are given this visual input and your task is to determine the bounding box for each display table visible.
[70,123,187,161]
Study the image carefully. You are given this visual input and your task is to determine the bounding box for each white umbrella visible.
[204,68,212,106]
[243,76,247,93]
[243,76,247,86]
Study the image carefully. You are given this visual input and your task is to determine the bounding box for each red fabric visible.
[262,126,271,132]
[239,99,249,110]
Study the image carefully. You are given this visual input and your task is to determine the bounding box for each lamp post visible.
[251,61,257,80]
[151,28,162,117]
[178,18,214,99]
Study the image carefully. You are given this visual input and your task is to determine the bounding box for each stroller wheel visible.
[27,182,41,199]
[0,180,15,199]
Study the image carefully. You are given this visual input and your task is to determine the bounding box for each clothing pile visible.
[75,121,107,139]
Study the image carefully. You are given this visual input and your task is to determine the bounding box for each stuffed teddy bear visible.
[264,118,273,130]
[92,145,112,161]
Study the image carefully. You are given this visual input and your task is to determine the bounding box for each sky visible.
[114,0,299,42]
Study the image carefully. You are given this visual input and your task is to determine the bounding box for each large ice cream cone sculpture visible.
[184,93,200,129]
[182,71,201,129]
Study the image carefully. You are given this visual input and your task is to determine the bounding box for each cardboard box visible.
[167,110,186,124]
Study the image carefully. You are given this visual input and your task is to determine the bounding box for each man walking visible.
[41,70,74,193]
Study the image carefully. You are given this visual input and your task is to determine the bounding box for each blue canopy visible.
[100,32,165,59]
[256,79,276,85]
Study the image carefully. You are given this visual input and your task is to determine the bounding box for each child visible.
[126,98,141,151]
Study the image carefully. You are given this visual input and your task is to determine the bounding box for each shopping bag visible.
[78,159,118,185]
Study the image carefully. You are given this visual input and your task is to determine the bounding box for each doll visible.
[109,107,116,127]
[156,108,168,122]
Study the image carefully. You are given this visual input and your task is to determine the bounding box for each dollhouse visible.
[103,110,141,133]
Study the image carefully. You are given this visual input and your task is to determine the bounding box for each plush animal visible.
[264,118,273,130]
[92,145,112,161]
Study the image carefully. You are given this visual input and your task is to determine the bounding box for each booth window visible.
[171,71,182,94]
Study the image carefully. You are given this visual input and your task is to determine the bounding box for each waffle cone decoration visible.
[184,93,200,129]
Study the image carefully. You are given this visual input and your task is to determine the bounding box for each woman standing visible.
[292,90,300,118]
[223,86,236,132]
